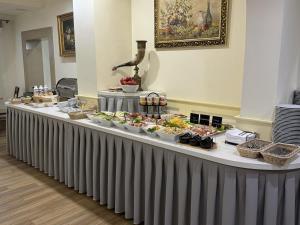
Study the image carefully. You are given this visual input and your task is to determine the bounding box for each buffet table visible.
[6,104,300,225]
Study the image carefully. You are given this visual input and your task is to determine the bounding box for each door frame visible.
[21,27,56,92]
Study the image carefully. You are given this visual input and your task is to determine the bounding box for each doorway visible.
[21,27,55,93]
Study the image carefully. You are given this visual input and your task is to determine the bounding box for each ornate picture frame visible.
[155,0,229,48]
[57,12,76,57]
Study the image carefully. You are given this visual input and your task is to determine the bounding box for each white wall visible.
[240,0,300,121]
[0,20,17,107]
[94,0,132,91]
[73,0,132,97]
[240,0,284,121]
[131,0,246,107]
[73,0,97,97]
[276,0,300,104]
[14,0,76,94]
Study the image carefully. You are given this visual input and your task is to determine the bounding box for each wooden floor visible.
[0,121,133,225]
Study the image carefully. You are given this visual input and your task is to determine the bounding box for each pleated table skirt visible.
[6,107,300,225]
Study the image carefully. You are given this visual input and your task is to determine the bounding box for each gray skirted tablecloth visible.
[98,90,166,113]
[6,106,300,225]
[98,91,148,113]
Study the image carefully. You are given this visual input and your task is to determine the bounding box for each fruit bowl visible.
[121,85,139,93]
[120,77,139,93]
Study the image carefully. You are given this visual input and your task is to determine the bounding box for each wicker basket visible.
[32,96,53,103]
[237,139,272,159]
[32,96,42,103]
[261,143,300,166]
[11,99,22,105]
[40,97,52,103]
[68,112,87,120]
[21,98,32,104]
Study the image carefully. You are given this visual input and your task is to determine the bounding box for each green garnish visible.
[147,127,156,133]
[96,112,106,116]
[163,121,180,128]
[216,125,225,131]
[147,126,160,133]
[133,118,142,123]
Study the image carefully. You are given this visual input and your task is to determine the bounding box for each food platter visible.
[156,127,185,142]
[86,111,228,150]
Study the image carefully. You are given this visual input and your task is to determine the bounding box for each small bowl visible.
[121,85,139,93]
[179,133,193,144]
[189,138,200,146]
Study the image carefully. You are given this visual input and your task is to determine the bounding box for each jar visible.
[139,96,147,105]
[154,113,160,119]
[153,97,160,105]
[147,97,153,105]
[159,96,167,106]
[33,86,38,96]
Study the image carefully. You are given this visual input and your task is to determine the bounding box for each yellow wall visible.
[77,0,274,140]
[131,0,246,108]
[74,0,132,97]
[94,0,132,91]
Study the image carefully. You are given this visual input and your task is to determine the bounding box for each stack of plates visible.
[293,91,300,105]
[273,104,300,145]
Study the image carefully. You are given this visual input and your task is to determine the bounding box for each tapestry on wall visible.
[57,12,76,57]
[155,0,229,48]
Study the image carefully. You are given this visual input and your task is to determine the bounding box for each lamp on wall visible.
[0,19,10,32]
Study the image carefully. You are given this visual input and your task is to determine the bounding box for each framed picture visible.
[57,12,76,57]
[155,0,229,48]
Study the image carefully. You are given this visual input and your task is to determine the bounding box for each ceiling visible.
[0,0,46,16]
